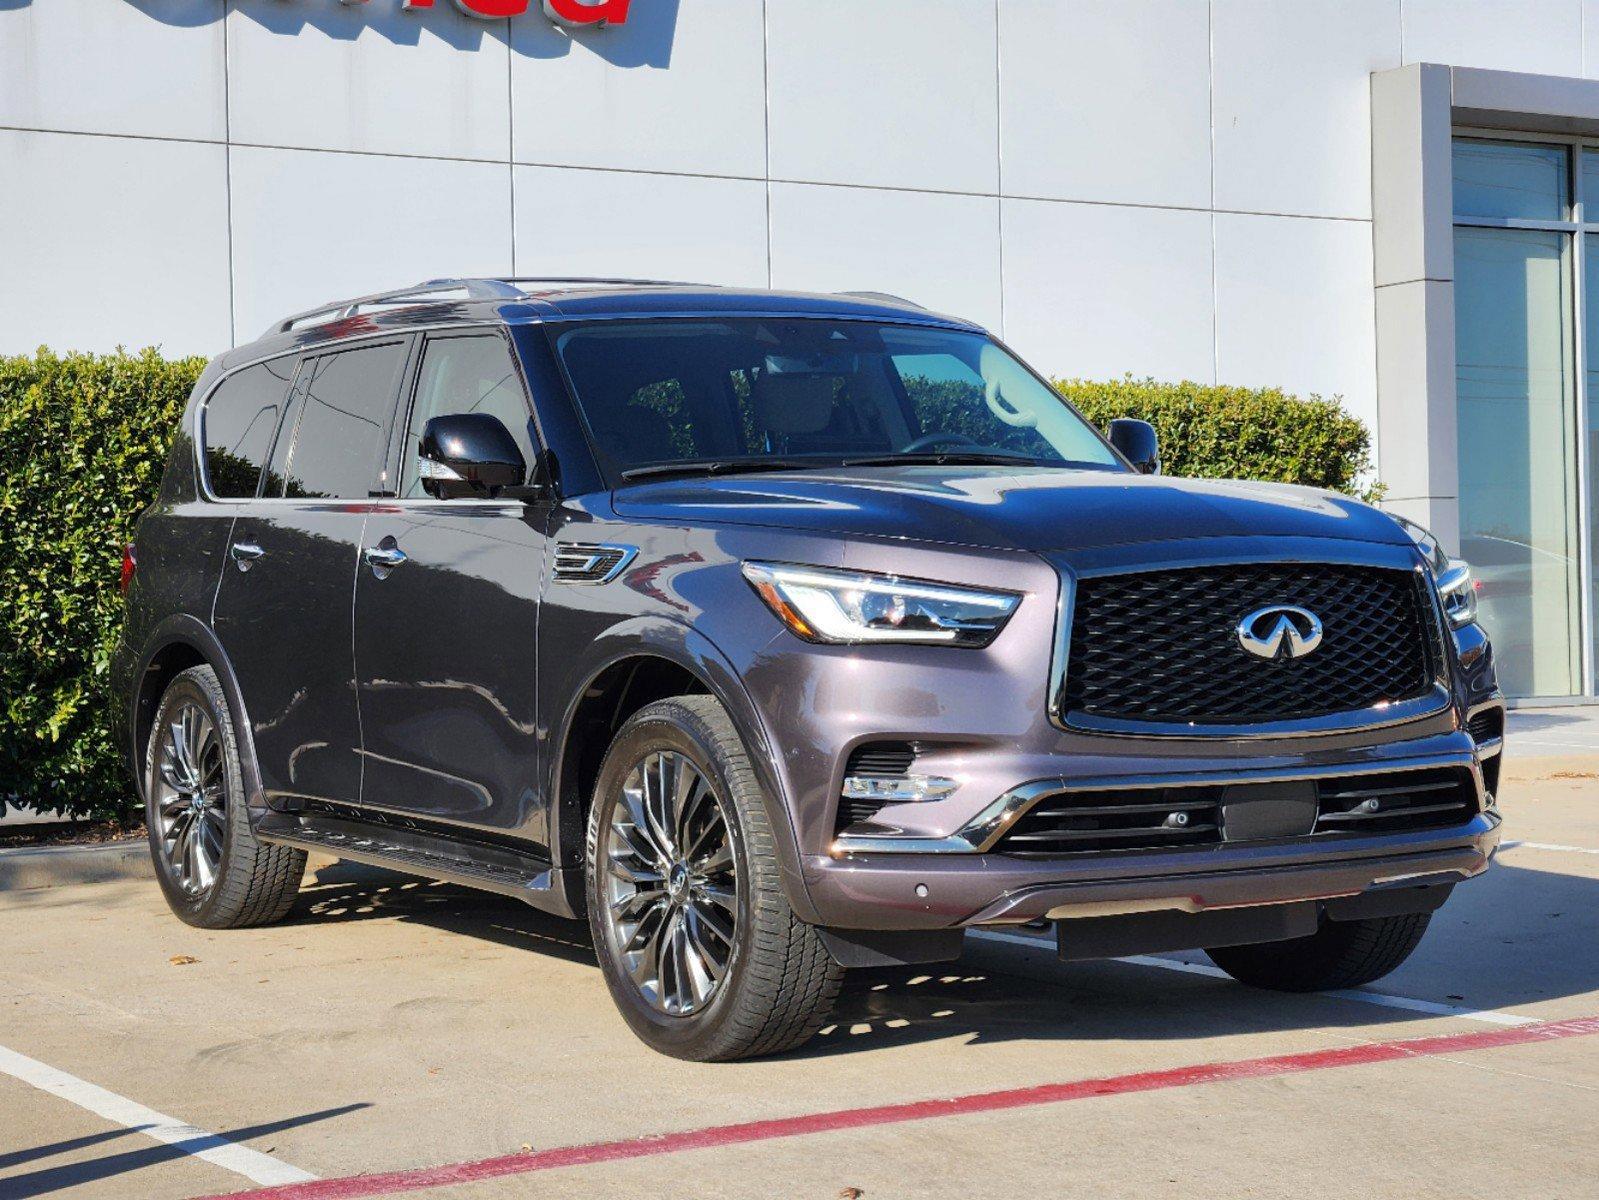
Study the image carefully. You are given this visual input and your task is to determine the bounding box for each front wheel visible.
[585,695,843,1061]
[1205,913,1432,992]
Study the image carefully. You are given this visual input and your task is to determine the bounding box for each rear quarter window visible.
[201,359,298,499]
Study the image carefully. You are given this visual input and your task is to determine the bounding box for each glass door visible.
[1453,139,1585,697]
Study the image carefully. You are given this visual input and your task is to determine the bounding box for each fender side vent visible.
[553,542,636,584]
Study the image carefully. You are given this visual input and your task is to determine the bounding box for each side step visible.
[258,814,577,917]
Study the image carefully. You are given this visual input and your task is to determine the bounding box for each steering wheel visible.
[900,431,981,454]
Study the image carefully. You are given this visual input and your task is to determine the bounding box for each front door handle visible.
[363,542,407,576]
[230,542,264,572]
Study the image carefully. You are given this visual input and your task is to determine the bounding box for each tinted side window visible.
[202,359,296,498]
[398,334,538,499]
[273,342,408,499]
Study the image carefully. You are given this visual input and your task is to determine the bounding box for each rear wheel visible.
[1205,913,1432,992]
[146,665,305,929]
[585,695,842,1060]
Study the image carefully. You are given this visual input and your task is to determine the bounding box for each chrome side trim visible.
[830,751,1481,856]
[1047,566,1075,724]
[829,780,1059,856]
[552,542,637,584]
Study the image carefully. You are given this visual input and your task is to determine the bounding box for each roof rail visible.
[494,275,706,289]
[837,290,924,309]
[264,276,710,338]
[265,278,524,337]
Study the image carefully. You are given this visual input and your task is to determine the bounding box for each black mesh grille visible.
[1063,563,1437,724]
[1466,709,1504,745]
[846,743,916,779]
[836,742,917,831]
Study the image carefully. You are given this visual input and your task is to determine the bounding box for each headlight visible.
[741,562,1020,646]
[1393,515,1477,628]
[1435,560,1478,628]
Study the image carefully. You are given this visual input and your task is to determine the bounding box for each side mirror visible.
[418,413,527,500]
[1107,417,1160,475]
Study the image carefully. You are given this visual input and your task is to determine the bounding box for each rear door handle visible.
[230,542,264,571]
[363,543,407,574]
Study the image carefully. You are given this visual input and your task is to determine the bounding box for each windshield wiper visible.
[840,451,1050,468]
[619,458,825,482]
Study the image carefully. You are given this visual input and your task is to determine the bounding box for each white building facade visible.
[4,0,1599,701]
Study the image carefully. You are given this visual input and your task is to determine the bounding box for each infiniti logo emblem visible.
[1236,604,1324,661]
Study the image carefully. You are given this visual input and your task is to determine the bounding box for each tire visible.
[1205,913,1432,992]
[585,695,843,1061]
[145,665,305,929]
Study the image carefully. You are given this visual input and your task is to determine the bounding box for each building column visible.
[1371,63,1459,553]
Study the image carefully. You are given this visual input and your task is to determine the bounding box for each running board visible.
[258,815,578,918]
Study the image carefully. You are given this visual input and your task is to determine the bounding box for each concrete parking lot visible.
[3,718,1597,1200]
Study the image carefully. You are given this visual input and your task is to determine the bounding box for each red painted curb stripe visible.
[196,1014,1599,1200]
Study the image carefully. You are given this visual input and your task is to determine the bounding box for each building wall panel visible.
[1212,0,1400,220]
[0,130,231,355]
[226,1,511,161]
[0,0,225,142]
[769,183,1001,331]
[512,165,768,286]
[1000,198,1215,384]
[766,0,999,194]
[509,0,765,178]
[229,146,512,340]
[998,0,1211,210]
[1214,213,1379,435]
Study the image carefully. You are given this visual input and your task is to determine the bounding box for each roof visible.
[218,278,982,373]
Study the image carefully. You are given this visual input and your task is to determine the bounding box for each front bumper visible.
[804,749,1502,930]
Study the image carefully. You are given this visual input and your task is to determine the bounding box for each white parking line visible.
[1501,839,1599,857]
[0,1042,316,1187]
[968,928,1538,1028]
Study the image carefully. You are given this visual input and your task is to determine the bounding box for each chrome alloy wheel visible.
[602,751,738,1017]
[153,702,226,896]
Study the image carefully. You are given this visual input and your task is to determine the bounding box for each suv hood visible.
[612,466,1409,554]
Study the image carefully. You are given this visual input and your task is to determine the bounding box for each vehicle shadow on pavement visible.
[0,1104,367,1199]
[286,863,598,965]
[278,858,1599,1061]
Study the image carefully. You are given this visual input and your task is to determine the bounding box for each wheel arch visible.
[546,617,820,925]
[130,615,263,812]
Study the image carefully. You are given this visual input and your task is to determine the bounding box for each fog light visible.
[841,775,958,803]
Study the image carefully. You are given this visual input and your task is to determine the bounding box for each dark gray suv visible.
[115,278,1505,1060]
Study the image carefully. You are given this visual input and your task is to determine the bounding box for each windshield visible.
[551,318,1123,480]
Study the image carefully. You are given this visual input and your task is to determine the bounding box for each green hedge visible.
[1055,376,1376,499]
[1,349,205,818]
[0,352,1375,819]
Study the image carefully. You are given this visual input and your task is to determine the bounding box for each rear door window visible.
[201,358,298,498]
[269,341,409,499]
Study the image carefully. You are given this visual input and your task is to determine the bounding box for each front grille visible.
[1063,563,1437,724]
[990,766,1479,858]
[836,742,916,830]
[1313,767,1478,834]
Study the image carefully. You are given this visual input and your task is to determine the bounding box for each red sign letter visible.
[542,0,629,26]
[451,0,532,17]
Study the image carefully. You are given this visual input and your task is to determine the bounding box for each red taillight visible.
[120,543,137,596]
